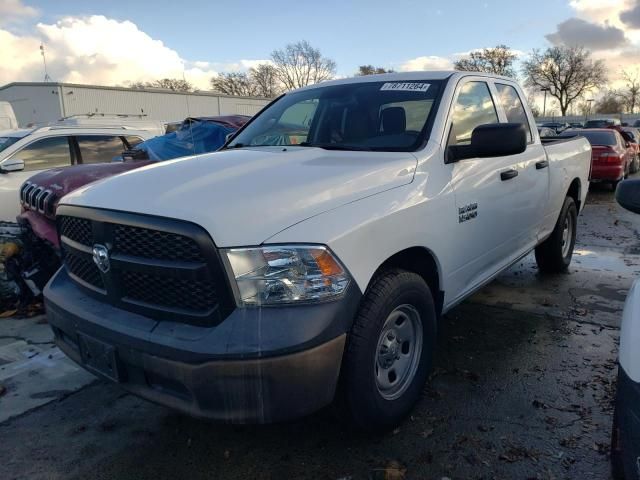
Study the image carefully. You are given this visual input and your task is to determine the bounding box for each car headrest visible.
[381,107,406,135]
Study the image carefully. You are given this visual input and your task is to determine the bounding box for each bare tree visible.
[129,78,193,92]
[210,72,257,97]
[595,91,624,114]
[271,40,336,90]
[454,45,517,77]
[522,46,606,116]
[617,68,640,114]
[357,65,394,76]
[526,94,541,117]
[249,64,281,98]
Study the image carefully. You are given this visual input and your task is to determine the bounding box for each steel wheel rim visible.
[374,304,423,401]
[561,214,573,258]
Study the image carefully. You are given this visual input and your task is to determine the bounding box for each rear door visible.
[74,135,133,164]
[494,82,549,246]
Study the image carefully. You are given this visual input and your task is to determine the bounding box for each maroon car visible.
[4,115,249,305]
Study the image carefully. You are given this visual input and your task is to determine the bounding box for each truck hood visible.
[61,146,418,246]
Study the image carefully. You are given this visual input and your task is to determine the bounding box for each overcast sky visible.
[2,0,640,91]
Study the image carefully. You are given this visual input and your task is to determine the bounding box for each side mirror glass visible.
[447,123,527,163]
[0,158,25,173]
[616,179,640,214]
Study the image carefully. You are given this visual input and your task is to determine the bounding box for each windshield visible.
[0,136,21,153]
[228,80,444,152]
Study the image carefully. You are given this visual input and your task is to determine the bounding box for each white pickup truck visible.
[45,72,591,430]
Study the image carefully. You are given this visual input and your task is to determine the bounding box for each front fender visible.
[619,279,640,381]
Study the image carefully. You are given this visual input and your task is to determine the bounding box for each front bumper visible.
[45,268,361,423]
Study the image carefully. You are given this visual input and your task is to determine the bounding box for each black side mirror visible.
[616,179,640,214]
[448,123,527,163]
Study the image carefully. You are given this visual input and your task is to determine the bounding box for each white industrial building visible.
[0,82,270,127]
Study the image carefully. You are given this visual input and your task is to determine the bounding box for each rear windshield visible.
[0,136,21,153]
[227,80,445,152]
[585,120,614,128]
[563,130,617,145]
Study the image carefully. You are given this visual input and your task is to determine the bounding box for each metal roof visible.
[0,81,269,101]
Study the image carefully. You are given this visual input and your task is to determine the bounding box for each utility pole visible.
[541,87,550,117]
[40,43,52,82]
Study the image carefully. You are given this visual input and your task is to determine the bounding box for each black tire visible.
[535,196,577,273]
[612,180,621,192]
[339,269,437,432]
[611,403,625,480]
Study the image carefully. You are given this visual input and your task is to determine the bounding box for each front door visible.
[444,79,526,302]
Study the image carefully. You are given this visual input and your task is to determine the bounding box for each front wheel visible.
[340,269,437,431]
[535,196,577,273]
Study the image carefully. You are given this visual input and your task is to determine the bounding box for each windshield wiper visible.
[298,142,372,151]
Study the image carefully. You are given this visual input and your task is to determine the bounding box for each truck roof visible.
[292,70,517,92]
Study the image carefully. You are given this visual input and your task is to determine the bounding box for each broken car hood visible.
[27,161,152,212]
[60,146,418,246]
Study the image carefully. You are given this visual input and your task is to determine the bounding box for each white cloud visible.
[398,55,453,71]
[0,0,38,25]
[0,13,271,90]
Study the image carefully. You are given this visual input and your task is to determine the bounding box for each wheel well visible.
[374,247,444,316]
[567,178,581,211]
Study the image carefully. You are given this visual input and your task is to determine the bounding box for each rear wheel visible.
[535,196,577,273]
[340,269,437,431]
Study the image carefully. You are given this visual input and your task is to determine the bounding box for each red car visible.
[562,129,632,189]
[619,127,640,173]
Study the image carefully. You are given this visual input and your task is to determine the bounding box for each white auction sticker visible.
[380,82,430,92]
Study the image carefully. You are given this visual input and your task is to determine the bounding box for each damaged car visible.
[2,115,250,307]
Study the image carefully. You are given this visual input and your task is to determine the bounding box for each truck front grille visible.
[65,251,105,290]
[57,207,234,326]
[113,224,204,262]
[59,216,92,245]
[122,271,218,311]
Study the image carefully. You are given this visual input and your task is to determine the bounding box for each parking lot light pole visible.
[541,87,550,118]
[586,99,594,122]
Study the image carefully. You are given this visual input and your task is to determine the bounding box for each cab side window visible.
[448,81,498,146]
[10,136,72,172]
[496,83,532,142]
[76,135,128,164]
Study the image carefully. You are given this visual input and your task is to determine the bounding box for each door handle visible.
[536,160,549,170]
[500,169,518,181]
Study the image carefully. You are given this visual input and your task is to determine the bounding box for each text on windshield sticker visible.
[380,82,430,92]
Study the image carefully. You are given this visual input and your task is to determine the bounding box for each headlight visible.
[224,245,350,306]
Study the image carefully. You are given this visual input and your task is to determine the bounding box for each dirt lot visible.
[1,183,638,480]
